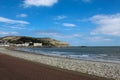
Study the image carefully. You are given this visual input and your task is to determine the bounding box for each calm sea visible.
[17,47,120,63]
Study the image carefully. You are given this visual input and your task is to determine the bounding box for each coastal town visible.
[0,40,42,47]
[0,36,69,47]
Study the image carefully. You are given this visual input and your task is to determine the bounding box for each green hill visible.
[0,36,69,47]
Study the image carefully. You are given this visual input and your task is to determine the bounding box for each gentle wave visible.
[16,47,120,63]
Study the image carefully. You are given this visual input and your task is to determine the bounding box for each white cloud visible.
[0,31,18,36]
[16,14,28,18]
[53,34,81,38]
[87,36,112,42]
[0,17,29,24]
[23,0,58,7]
[74,34,82,37]
[90,13,120,36]
[36,31,81,38]
[36,31,59,36]
[62,23,76,27]
[54,15,67,20]
[9,25,26,30]
[82,0,91,3]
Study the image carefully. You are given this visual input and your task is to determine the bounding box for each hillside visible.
[0,36,69,47]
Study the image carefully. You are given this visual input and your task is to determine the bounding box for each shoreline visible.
[0,47,120,80]
[15,47,120,64]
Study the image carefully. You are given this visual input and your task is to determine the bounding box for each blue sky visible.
[0,0,120,46]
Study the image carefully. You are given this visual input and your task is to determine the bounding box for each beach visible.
[0,47,119,80]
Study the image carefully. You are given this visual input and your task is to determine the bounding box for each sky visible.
[0,0,120,46]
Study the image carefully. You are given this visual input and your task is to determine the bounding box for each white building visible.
[33,43,42,47]
[14,43,29,47]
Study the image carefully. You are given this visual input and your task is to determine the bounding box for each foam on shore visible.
[0,47,120,80]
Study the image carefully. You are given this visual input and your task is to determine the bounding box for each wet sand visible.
[0,53,111,80]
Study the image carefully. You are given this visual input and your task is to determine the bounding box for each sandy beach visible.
[0,53,111,80]
[0,47,119,80]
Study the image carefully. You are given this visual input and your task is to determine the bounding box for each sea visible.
[17,46,120,63]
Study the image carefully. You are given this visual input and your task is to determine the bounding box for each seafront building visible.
[0,41,42,47]
[33,43,42,47]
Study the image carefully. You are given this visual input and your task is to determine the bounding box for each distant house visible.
[33,43,42,47]
[14,44,22,47]
[23,43,29,47]
[0,40,10,47]
[14,42,42,47]
[15,43,29,47]
[0,44,10,47]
